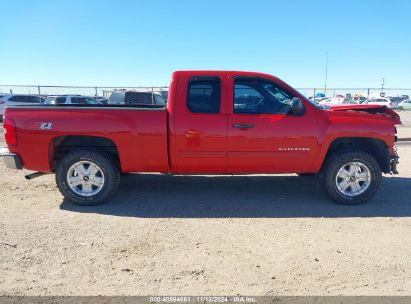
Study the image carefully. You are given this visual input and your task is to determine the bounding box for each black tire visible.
[322,150,381,205]
[56,150,120,206]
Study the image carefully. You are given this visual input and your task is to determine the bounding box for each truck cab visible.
[168,71,319,174]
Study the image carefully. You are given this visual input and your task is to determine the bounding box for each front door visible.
[227,76,318,173]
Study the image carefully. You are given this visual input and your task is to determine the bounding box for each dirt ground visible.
[0,111,411,296]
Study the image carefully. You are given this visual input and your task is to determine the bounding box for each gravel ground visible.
[0,111,411,296]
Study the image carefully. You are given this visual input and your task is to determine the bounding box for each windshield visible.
[294,89,320,108]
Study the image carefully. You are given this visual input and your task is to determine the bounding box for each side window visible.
[12,95,37,103]
[187,77,221,113]
[234,78,293,114]
[27,96,40,103]
[84,97,96,104]
[9,96,24,102]
[234,84,265,114]
[55,97,66,104]
[71,97,86,104]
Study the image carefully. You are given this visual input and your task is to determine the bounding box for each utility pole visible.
[381,78,385,93]
[324,52,328,96]
[380,78,386,97]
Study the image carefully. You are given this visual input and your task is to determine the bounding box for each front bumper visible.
[0,147,22,170]
[390,147,399,174]
[390,156,399,174]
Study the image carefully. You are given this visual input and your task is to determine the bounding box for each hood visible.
[327,104,401,124]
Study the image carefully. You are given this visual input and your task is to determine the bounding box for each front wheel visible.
[322,150,381,205]
[56,150,120,206]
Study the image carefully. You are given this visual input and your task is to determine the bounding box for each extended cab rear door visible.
[170,74,228,173]
[227,75,318,173]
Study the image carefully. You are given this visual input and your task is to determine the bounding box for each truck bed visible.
[4,105,169,173]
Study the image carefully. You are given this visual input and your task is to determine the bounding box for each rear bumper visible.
[0,147,22,170]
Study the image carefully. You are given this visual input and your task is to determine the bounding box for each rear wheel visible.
[56,150,120,205]
[322,150,381,205]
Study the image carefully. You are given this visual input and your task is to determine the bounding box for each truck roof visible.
[175,69,282,77]
[172,70,284,84]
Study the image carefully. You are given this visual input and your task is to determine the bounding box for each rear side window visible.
[187,76,221,113]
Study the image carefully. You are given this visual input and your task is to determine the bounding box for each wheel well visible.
[325,137,390,173]
[50,136,120,172]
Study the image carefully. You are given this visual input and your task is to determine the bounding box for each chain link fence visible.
[297,88,411,99]
[0,85,168,99]
[1,85,410,101]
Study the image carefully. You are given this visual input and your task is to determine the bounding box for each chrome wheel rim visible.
[66,161,105,197]
[335,161,371,197]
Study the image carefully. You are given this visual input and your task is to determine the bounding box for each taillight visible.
[3,117,17,146]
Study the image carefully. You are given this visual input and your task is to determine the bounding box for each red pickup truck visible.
[1,71,401,206]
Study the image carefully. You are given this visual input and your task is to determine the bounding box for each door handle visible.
[232,123,254,129]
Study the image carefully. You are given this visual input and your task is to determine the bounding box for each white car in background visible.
[0,94,44,117]
[398,99,411,110]
[319,95,347,106]
[44,95,101,105]
[365,97,399,109]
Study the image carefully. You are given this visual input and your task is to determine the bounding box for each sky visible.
[1,0,410,88]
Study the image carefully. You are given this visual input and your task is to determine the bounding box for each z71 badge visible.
[39,122,52,130]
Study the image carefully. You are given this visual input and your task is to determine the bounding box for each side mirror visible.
[290,97,305,116]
